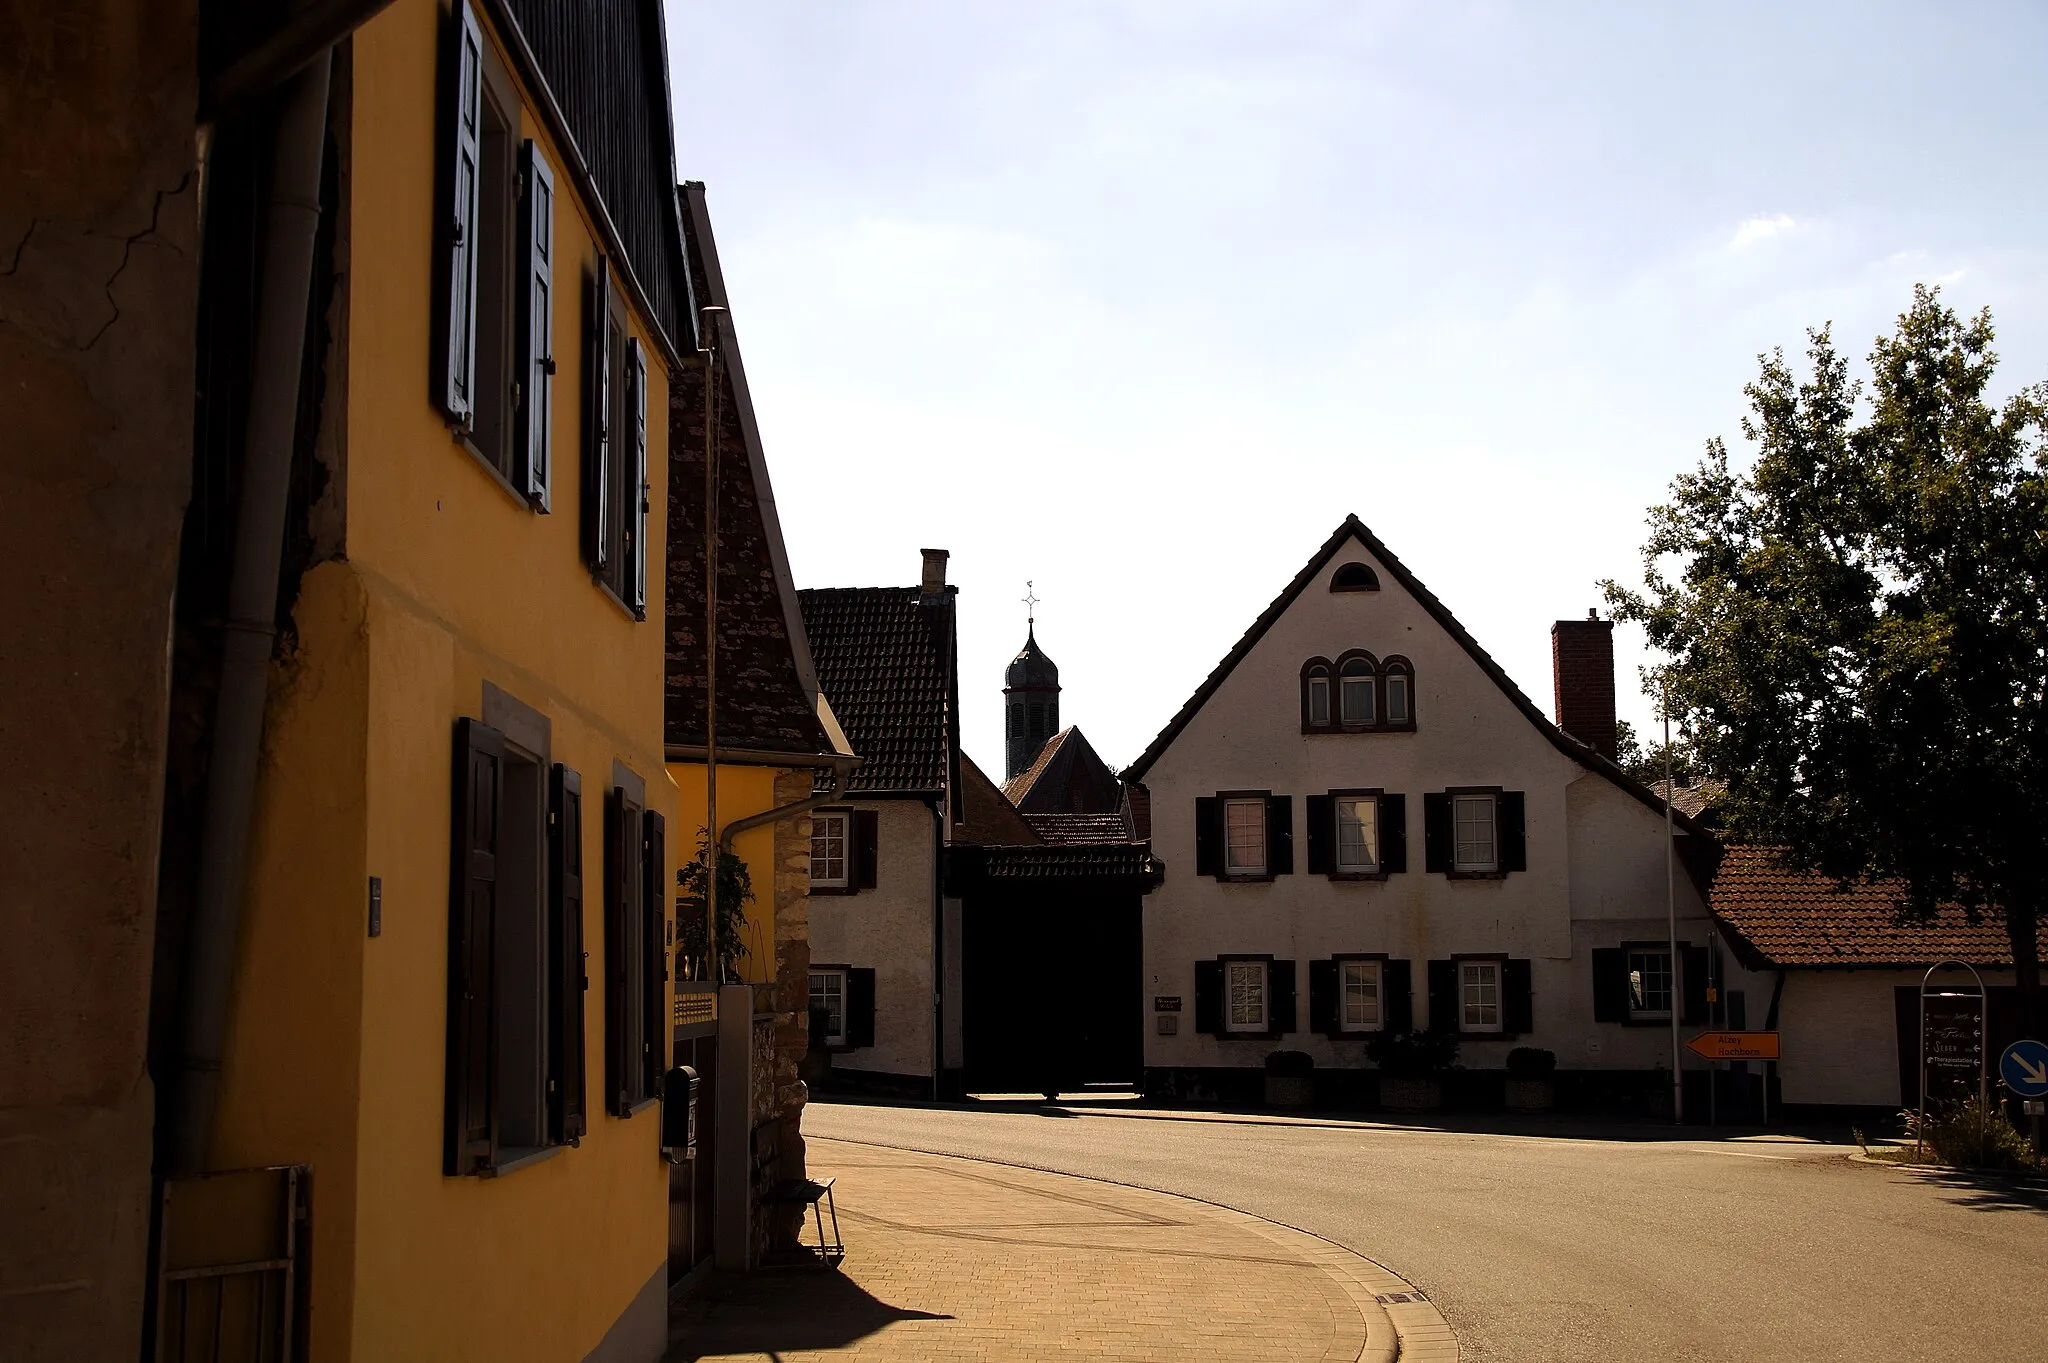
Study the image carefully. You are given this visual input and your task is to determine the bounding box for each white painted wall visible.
[1774,969,2016,1108]
[1140,536,1715,1072]
[807,798,937,1080]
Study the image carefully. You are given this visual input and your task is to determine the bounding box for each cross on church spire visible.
[1022,581,1039,628]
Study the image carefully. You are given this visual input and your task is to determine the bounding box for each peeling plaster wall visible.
[0,3,200,1359]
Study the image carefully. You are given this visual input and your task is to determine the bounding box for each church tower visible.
[1005,586,1060,779]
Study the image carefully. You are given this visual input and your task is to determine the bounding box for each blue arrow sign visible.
[2000,1039,2048,1098]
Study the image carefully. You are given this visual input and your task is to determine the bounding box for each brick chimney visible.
[1551,611,1616,757]
[920,548,949,596]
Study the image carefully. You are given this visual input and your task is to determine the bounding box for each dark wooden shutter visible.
[628,336,649,617]
[1423,793,1450,873]
[1680,944,1709,1025]
[446,717,502,1175]
[852,809,880,890]
[1427,959,1458,1033]
[1379,794,1407,873]
[1268,960,1297,1034]
[1305,795,1333,876]
[548,764,586,1142]
[1499,792,1527,872]
[641,809,667,1098]
[847,968,877,1048]
[1194,960,1223,1035]
[583,258,612,572]
[1193,797,1221,877]
[1590,948,1629,1023]
[1384,959,1413,1032]
[1308,959,1337,1035]
[1504,958,1534,1035]
[516,139,555,509]
[604,785,642,1114]
[1266,796,1293,876]
[435,0,483,425]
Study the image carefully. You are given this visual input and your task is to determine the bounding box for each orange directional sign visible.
[1686,1031,1781,1061]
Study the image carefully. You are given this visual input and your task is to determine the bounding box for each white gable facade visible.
[1131,519,1720,1106]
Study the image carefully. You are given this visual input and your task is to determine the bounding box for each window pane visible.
[1453,794,1497,870]
[1225,799,1266,872]
[1461,961,1500,1028]
[1340,666,1375,724]
[1336,797,1378,871]
[1341,960,1381,1028]
[808,970,845,1041]
[1227,961,1266,1028]
[810,813,847,884]
[1627,949,1673,1015]
[1308,677,1330,726]
[1386,672,1409,723]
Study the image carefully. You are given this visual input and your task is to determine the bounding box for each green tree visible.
[1614,718,1702,788]
[1603,286,2048,1031]
[676,831,755,984]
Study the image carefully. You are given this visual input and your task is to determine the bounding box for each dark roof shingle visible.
[799,586,956,794]
[1710,844,2011,969]
[1024,813,1132,846]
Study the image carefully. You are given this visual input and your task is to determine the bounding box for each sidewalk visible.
[668,1136,1456,1362]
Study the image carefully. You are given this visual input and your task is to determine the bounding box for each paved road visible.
[805,1100,2048,1363]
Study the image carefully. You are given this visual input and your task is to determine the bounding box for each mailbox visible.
[660,1065,699,1163]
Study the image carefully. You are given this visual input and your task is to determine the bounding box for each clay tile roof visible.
[957,753,1042,847]
[1024,813,1133,846]
[1003,727,1123,814]
[1709,844,2011,969]
[798,586,956,794]
[978,845,1162,880]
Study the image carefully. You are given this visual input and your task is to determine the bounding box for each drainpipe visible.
[169,52,333,1175]
[698,306,724,981]
[716,757,859,854]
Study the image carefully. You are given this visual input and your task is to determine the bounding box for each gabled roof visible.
[1002,726,1122,814]
[956,753,1043,848]
[664,185,849,765]
[799,585,958,795]
[1123,515,1707,834]
[495,0,694,364]
[1710,845,2010,969]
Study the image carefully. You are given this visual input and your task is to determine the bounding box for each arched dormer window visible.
[1337,651,1378,726]
[1331,562,1380,592]
[1300,658,1334,731]
[1381,655,1415,728]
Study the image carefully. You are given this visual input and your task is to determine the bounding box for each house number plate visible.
[1154,996,1181,1012]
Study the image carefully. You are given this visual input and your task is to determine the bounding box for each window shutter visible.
[1504,958,1534,1035]
[1308,959,1337,1036]
[852,809,880,890]
[604,786,642,1115]
[847,968,877,1048]
[548,764,587,1142]
[1426,959,1458,1033]
[1384,959,1413,1032]
[1304,795,1333,876]
[516,139,555,510]
[1269,959,1297,1034]
[641,809,668,1099]
[1266,795,1293,876]
[435,0,484,425]
[1680,944,1709,1024]
[1423,793,1450,873]
[583,259,612,572]
[628,336,649,617]
[1590,948,1628,1023]
[1193,960,1222,1035]
[446,717,502,1176]
[1379,794,1407,873]
[1193,797,1221,878]
[1499,791,1527,872]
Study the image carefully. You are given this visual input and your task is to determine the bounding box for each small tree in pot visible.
[1505,1047,1557,1113]
[1366,1030,1459,1112]
[1264,1050,1315,1109]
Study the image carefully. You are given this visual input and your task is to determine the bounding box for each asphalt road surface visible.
[804,1099,2048,1363]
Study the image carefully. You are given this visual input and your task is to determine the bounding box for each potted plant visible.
[1264,1050,1314,1109]
[1366,1029,1458,1112]
[1505,1047,1556,1112]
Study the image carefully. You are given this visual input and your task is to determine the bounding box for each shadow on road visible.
[668,1269,952,1361]
[1906,1167,2048,1216]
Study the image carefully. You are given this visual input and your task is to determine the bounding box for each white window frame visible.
[1384,669,1410,725]
[809,968,848,1047]
[1334,796,1379,873]
[809,810,850,889]
[1339,659,1376,725]
[1452,792,1499,873]
[1626,946,1674,1021]
[1338,958,1384,1033]
[1224,959,1269,1033]
[1307,673,1331,727]
[1459,959,1504,1034]
[1223,798,1266,876]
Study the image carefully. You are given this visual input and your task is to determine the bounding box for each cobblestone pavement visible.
[668,1136,1454,1362]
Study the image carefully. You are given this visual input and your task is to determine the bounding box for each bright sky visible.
[666,2,2048,778]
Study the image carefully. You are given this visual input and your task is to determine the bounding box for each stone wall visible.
[763,767,815,1250]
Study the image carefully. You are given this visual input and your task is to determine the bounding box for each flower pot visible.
[1264,1075,1313,1109]
[1505,1078,1554,1113]
[1379,1076,1442,1112]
